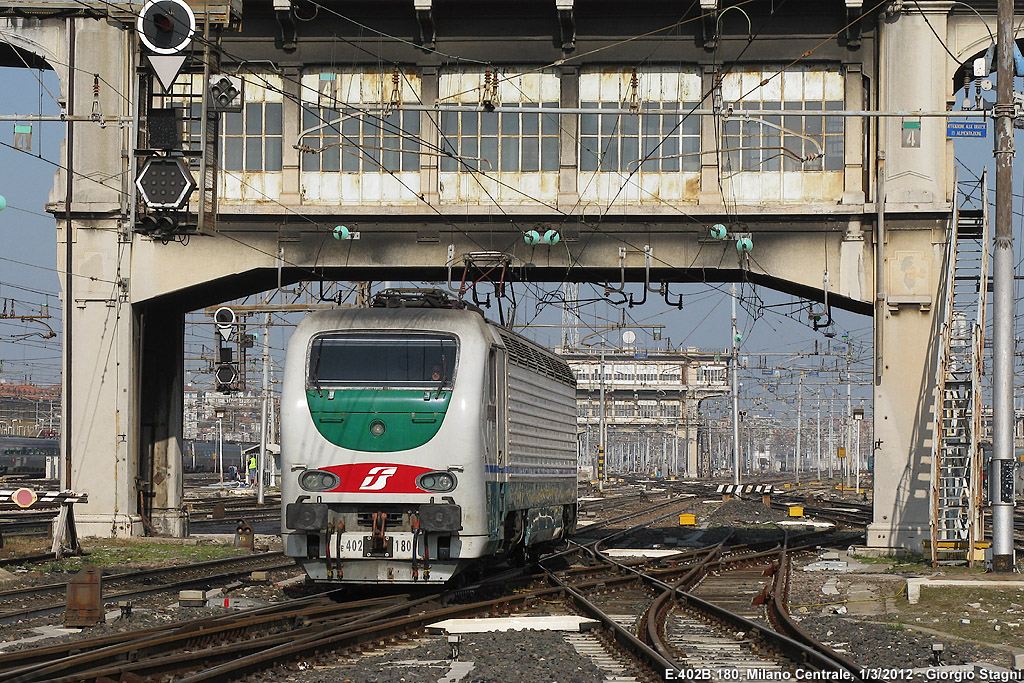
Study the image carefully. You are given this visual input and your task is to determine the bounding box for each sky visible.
[0,57,1021,432]
[0,66,64,387]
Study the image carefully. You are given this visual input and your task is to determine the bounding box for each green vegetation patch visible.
[32,539,249,573]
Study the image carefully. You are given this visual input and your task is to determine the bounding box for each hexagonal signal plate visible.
[135,157,197,209]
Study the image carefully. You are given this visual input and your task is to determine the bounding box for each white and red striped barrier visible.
[715,484,775,495]
[0,488,88,509]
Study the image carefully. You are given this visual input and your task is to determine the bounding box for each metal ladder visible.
[930,172,989,566]
[157,33,219,234]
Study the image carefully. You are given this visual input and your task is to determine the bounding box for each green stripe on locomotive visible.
[306,388,451,452]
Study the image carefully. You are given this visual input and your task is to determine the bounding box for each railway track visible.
[535,525,869,683]
[0,551,73,569]
[188,508,281,527]
[0,551,294,626]
[0,494,702,682]
[0,489,873,682]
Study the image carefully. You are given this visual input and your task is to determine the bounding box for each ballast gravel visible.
[787,555,1010,670]
[706,498,790,525]
[1,492,1018,679]
[246,630,608,683]
[795,614,1004,669]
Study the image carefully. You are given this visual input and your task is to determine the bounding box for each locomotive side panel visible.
[490,326,578,548]
[504,362,578,545]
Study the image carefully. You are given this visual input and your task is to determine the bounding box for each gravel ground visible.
[705,498,790,525]
[0,533,297,656]
[1,492,1018,680]
[0,566,303,652]
[247,630,608,683]
[795,614,1004,669]
[787,552,1014,670]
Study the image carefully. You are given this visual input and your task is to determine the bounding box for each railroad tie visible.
[563,632,639,683]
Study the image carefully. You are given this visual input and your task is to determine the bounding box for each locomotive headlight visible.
[298,469,340,492]
[369,420,386,437]
[416,470,457,492]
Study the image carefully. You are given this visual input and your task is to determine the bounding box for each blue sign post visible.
[947,121,988,138]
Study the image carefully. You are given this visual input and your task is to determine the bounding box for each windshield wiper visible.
[431,346,448,400]
[434,350,448,399]
[312,339,324,398]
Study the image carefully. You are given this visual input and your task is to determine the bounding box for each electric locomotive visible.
[281,290,578,584]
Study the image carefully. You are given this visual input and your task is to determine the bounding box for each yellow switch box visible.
[678,513,696,526]
[788,506,804,517]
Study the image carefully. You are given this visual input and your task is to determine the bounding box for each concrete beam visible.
[127,221,877,313]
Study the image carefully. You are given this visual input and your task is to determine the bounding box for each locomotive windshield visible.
[309,333,457,388]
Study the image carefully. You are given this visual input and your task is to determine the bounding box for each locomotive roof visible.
[296,306,490,338]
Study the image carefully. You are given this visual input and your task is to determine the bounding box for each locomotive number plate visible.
[334,533,416,559]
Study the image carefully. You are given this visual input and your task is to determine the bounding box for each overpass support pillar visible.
[63,222,143,538]
[683,397,700,478]
[138,303,187,536]
[866,3,952,554]
[867,226,945,554]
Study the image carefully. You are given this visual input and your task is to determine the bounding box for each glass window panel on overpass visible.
[578,67,702,206]
[299,69,423,205]
[719,65,844,203]
[170,73,284,203]
[437,67,560,205]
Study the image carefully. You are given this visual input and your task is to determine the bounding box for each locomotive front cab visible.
[284,325,479,583]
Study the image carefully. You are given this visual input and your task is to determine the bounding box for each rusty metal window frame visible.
[299,105,421,173]
[169,73,284,173]
[437,67,561,176]
[221,100,283,173]
[578,67,702,175]
[298,69,423,175]
[720,66,844,174]
[579,100,701,173]
[438,102,559,173]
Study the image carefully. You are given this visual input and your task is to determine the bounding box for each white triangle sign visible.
[147,54,188,92]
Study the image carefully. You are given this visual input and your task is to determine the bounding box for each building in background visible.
[183,383,279,445]
[0,380,60,436]
[564,348,728,478]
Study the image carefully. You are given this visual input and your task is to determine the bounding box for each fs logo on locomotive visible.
[359,466,398,491]
[319,463,435,493]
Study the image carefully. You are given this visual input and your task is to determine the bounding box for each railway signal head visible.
[215,363,238,393]
[136,157,196,210]
[137,0,195,55]
[134,212,178,237]
[215,343,237,393]
[209,75,244,112]
[214,307,236,342]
